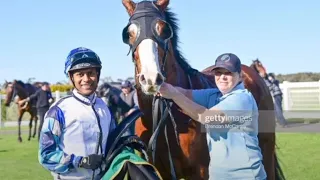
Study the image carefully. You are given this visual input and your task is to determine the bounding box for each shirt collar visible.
[219,81,245,100]
[72,89,97,105]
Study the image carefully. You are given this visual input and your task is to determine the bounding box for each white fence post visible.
[0,94,2,129]
[318,80,320,107]
[55,91,60,101]
[282,81,290,111]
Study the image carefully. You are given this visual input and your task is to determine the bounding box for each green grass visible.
[0,129,319,180]
[0,125,30,131]
[0,134,51,180]
[276,133,320,180]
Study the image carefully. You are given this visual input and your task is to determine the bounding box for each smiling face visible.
[70,67,99,96]
[122,0,171,95]
[213,68,241,94]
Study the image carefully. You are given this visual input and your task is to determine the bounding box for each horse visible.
[97,82,122,121]
[250,58,268,78]
[121,0,285,179]
[4,80,39,142]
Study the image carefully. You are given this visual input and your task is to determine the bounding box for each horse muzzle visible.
[138,72,165,95]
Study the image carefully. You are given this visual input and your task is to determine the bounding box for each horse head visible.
[4,80,33,106]
[250,58,267,77]
[97,82,112,97]
[4,81,15,106]
[122,0,191,95]
[97,82,121,107]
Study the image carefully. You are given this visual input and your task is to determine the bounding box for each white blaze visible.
[138,39,162,85]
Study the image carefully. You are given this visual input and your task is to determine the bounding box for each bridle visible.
[122,1,172,79]
[122,1,183,179]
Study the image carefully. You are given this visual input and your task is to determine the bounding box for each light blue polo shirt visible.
[192,82,267,180]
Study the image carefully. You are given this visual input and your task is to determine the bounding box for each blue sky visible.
[1,0,319,84]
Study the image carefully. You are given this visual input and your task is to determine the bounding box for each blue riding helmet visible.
[64,47,102,77]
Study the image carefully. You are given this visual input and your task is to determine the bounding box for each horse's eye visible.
[153,20,173,40]
[128,24,138,38]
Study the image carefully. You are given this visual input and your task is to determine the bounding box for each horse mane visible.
[164,8,197,75]
[15,80,26,88]
[14,80,38,95]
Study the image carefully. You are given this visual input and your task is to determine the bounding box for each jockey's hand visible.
[79,154,103,170]
[159,82,179,99]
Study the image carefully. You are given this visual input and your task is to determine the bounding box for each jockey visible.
[159,53,267,180]
[38,47,117,180]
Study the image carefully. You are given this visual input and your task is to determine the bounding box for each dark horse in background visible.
[121,0,285,179]
[4,80,39,142]
[97,82,122,121]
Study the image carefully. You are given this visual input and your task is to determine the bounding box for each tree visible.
[101,76,114,83]
[27,77,35,83]
[117,78,124,83]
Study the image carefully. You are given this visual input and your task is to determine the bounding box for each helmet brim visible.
[68,58,102,72]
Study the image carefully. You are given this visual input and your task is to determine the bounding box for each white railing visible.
[280,81,320,119]
[0,91,68,128]
[280,81,320,111]
[1,81,320,127]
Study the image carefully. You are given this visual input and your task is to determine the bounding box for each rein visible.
[148,72,193,180]
[132,41,193,179]
[126,2,194,178]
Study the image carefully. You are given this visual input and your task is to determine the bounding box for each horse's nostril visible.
[155,73,164,85]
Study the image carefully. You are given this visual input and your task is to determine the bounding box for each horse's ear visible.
[122,0,136,16]
[156,0,169,11]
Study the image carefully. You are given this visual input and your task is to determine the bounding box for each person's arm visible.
[173,91,253,125]
[161,82,253,126]
[27,89,41,101]
[175,87,193,100]
[171,92,208,123]
[132,90,139,110]
[18,90,40,107]
[38,106,82,174]
[47,91,54,103]
[39,106,102,173]
[160,83,220,124]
